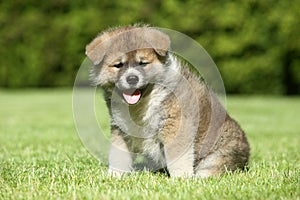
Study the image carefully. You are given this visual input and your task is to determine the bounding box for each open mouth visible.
[122,89,142,105]
[117,85,152,105]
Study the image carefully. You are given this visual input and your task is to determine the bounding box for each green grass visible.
[0,89,299,199]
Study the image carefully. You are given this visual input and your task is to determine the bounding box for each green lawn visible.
[0,89,299,199]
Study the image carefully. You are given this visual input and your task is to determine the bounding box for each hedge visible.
[0,0,299,94]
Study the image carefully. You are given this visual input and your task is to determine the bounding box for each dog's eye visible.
[113,63,124,68]
[139,61,150,66]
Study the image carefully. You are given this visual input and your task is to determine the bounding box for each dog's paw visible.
[169,171,194,178]
[108,168,128,178]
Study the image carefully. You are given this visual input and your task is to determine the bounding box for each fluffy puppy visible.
[86,25,250,177]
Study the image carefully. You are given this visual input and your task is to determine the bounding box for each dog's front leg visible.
[163,137,195,177]
[108,128,133,177]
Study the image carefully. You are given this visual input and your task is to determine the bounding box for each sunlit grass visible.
[0,90,299,199]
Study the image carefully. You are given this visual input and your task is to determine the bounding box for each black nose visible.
[126,75,139,85]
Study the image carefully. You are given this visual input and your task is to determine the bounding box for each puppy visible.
[86,25,250,177]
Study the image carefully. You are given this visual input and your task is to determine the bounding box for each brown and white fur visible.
[86,25,250,178]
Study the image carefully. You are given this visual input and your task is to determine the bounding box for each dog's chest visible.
[112,103,164,139]
[112,87,168,138]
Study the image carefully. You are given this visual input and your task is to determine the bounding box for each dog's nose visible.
[126,75,139,85]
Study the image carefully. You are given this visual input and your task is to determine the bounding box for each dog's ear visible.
[143,28,170,56]
[85,34,110,65]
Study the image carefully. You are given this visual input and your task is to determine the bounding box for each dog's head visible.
[86,26,171,105]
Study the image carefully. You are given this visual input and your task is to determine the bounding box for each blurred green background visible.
[0,0,299,94]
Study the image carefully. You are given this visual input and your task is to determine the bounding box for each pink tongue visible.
[122,90,141,105]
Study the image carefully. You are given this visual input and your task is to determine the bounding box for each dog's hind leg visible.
[194,152,229,178]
